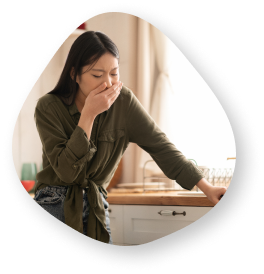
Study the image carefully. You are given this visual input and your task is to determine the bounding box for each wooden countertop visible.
[107,191,214,207]
[29,191,214,207]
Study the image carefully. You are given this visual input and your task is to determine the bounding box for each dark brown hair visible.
[48,31,119,105]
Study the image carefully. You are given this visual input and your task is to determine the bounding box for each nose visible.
[105,76,112,89]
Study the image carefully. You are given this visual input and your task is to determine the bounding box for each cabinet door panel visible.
[108,205,124,244]
[123,205,212,245]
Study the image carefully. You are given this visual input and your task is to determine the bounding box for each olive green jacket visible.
[34,85,204,243]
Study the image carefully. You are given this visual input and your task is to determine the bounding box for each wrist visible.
[196,178,212,195]
[81,109,97,120]
[77,112,96,139]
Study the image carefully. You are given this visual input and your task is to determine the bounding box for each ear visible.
[70,67,75,80]
[70,67,81,84]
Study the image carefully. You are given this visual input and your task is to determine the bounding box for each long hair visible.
[48,31,120,105]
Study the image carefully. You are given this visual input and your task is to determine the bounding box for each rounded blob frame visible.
[6,3,260,270]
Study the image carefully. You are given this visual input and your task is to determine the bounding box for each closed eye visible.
[92,74,118,78]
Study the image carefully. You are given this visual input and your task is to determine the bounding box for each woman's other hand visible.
[196,178,227,205]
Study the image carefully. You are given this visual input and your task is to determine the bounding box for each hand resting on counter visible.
[196,178,227,205]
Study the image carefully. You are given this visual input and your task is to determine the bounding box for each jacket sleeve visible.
[34,103,97,184]
[125,89,204,190]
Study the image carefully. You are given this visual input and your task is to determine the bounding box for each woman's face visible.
[75,52,119,97]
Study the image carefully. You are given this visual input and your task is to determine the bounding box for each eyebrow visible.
[91,66,119,72]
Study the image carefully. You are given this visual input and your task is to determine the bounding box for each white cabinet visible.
[109,204,212,245]
[108,205,124,245]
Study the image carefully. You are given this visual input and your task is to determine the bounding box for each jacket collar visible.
[68,101,80,116]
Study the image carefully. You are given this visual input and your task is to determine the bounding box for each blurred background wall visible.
[12,12,236,189]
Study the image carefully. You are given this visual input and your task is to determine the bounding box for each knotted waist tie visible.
[63,179,110,243]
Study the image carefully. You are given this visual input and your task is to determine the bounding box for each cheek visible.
[76,74,95,94]
[112,78,119,85]
[81,76,98,90]
[113,74,120,83]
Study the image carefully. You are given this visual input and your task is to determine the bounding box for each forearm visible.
[78,110,96,140]
[196,178,212,196]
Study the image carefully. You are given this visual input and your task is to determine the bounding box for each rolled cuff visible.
[67,125,97,169]
[175,163,205,190]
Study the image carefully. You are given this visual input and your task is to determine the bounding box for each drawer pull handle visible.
[158,210,186,216]
[108,209,112,213]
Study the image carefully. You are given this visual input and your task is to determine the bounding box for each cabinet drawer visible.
[123,205,212,245]
[108,204,124,244]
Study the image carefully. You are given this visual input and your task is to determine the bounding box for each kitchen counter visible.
[107,191,214,207]
[29,191,214,207]
[29,190,213,246]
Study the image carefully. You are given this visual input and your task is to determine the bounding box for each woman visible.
[33,31,227,245]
